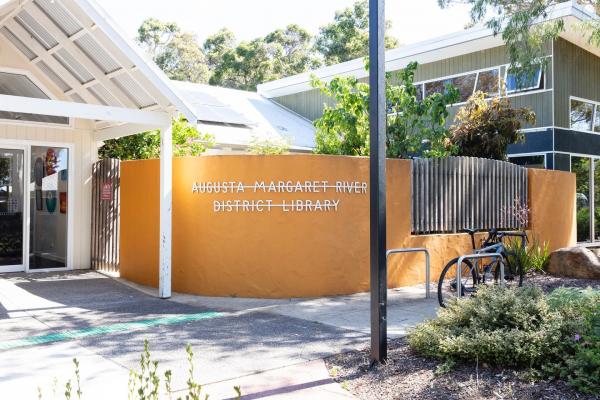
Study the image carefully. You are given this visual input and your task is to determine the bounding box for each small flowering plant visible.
[500,197,530,230]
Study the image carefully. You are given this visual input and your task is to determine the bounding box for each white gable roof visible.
[0,0,197,127]
[173,81,316,150]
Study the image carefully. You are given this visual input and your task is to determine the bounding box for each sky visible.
[95,0,473,47]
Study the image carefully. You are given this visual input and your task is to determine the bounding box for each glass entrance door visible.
[29,146,69,270]
[0,148,25,272]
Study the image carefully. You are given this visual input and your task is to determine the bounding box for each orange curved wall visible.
[119,155,576,298]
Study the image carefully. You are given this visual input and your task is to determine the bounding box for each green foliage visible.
[314,0,398,65]
[98,117,214,160]
[409,286,588,368]
[563,340,600,394]
[505,236,550,273]
[312,61,458,157]
[436,0,600,75]
[206,25,319,91]
[449,91,536,160]
[137,18,209,83]
[265,24,322,76]
[248,135,291,155]
[409,285,600,394]
[39,340,242,399]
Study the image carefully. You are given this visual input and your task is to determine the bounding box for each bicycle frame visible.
[456,253,505,299]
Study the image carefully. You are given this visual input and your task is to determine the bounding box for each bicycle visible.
[437,228,528,308]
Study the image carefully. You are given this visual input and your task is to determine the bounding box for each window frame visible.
[0,66,72,129]
[504,65,544,94]
[569,96,600,134]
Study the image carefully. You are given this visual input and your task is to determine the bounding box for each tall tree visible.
[137,18,209,83]
[209,38,280,91]
[203,28,237,70]
[437,0,600,74]
[315,0,399,65]
[265,24,321,76]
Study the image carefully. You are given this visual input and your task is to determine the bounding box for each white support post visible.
[159,123,173,299]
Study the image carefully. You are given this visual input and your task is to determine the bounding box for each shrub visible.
[409,286,588,368]
[409,285,600,394]
[448,91,536,160]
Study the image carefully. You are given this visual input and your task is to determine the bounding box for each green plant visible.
[408,286,588,368]
[41,341,242,399]
[563,340,600,394]
[312,61,459,158]
[448,91,536,160]
[98,116,214,160]
[248,135,291,155]
[505,236,550,273]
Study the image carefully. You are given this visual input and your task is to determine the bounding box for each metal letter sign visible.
[101,182,112,201]
[369,0,387,364]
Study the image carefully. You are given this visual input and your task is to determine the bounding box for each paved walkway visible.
[0,271,437,399]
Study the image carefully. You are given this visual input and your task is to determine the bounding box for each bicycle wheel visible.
[491,251,524,288]
[437,257,477,308]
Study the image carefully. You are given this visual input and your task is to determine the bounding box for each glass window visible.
[0,149,24,267]
[571,99,594,132]
[509,155,545,169]
[0,72,69,125]
[573,157,591,242]
[475,69,500,97]
[424,79,447,97]
[505,66,543,93]
[414,84,423,101]
[29,146,69,269]
[449,74,476,102]
[424,73,476,102]
[594,105,600,133]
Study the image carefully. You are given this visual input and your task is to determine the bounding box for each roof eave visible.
[77,0,199,124]
[257,1,596,99]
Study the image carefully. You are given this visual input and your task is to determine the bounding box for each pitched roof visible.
[258,1,598,98]
[0,0,197,124]
[173,81,316,150]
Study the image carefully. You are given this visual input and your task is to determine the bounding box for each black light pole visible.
[369,0,387,364]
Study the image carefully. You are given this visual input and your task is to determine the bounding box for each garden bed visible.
[326,337,598,400]
[326,275,600,400]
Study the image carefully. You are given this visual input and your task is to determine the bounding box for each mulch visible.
[325,275,600,400]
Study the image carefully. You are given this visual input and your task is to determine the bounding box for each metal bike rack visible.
[456,253,504,299]
[386,248,431,299]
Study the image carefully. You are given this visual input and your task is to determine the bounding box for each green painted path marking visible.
[0,312,223,351]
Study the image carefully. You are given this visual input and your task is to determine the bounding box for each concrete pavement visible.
[0,271,438,399]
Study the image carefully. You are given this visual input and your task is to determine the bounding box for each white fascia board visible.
[94,123,162,141]
[258,1,592,99]
[76,0,199,123]
[0,94,171,125]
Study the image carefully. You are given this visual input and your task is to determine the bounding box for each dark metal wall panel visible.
[507,128,554,154]
[91,158,120,273]
[411,156,528,234]
[554,152,571,172]
[554,38,600,128]
[555,128,600,156]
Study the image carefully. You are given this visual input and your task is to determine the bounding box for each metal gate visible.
[411,157,528,235]
[91,158,120,273]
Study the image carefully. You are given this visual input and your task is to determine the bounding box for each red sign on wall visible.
[101,182,112,201]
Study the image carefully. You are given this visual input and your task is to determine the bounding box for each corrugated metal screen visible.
[411,157,528,234]
[91,158,120,273]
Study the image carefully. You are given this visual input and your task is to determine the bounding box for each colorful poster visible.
[46,191,57,214]
[60,192,67,214]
